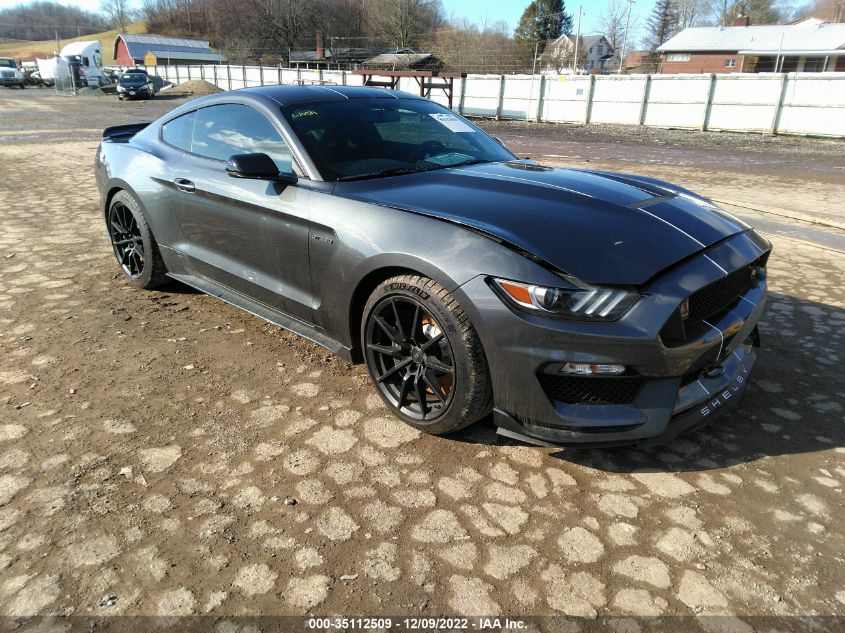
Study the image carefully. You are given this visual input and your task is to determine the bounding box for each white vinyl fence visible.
[146,64,845,138]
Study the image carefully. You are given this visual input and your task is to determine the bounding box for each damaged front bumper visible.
[494,337,758,448]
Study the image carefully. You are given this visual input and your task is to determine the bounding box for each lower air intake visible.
[538,374,645,405]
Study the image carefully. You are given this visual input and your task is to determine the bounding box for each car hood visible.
[333,161,749,286]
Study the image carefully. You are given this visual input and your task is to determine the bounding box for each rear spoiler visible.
[102,122,150,141]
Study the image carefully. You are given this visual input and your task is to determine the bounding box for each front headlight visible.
[492,278,639,321]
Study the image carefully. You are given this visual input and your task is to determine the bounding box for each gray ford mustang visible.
[94,85,771,447]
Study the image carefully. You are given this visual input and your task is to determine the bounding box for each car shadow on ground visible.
[450,292,844,472]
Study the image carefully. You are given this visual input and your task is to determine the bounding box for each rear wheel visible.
[107,191,167,289]
[362,274,493,435]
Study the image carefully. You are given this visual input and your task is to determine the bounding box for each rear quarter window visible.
[161,111,196,152]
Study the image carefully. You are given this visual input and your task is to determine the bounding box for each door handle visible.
[173,178,195,193]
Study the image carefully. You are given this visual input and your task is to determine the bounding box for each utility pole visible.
[532,40,540,75]
[618,0,634,74]
[573,5,582,73]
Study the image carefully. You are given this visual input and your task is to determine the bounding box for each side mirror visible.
[226,153,297,185]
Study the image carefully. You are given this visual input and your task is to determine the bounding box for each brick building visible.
[657,17,845,74]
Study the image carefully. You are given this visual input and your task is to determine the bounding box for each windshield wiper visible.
[336,158,496,182]
[337,165,438,182]
[440,158,493,169]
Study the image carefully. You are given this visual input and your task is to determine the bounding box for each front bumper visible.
[457,230,770,447]
[117,86,152,98]
[494,339,757,448]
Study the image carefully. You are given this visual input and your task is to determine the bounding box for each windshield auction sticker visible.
[428,113,475,133]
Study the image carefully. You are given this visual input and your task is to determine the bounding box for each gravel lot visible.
[0,89,843,629]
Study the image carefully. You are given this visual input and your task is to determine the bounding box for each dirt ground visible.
[0,89,844,630]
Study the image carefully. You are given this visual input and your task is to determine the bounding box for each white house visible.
[541,34,616,73]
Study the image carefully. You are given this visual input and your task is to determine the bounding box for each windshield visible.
[281,97,514,181]
[0,59,16,69]
[120,73,148,85]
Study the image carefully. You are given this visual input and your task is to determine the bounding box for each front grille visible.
[686,265,754,327]
[538,374,645,405]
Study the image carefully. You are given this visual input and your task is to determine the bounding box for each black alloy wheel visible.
[108,201,145,279]
[106,191,167,289]
[365,295,456,422]
[362,275,493,435]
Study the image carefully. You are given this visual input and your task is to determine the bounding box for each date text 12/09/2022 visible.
[306,617,529,629]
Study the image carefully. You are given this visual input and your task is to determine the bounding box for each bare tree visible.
[706,0,782,26]
[426,17,520,73]
[0,2,108,41]
[250,0,315,60]
[100,0,133,32]
[796,0,845,21]
[599,0,627,52]
[676,0,705,27]
[599,0,641,65]
[220,35,255,64]
[368,0,443,49]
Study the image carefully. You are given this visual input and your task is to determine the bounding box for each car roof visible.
[216,84,425,107]
[154,84,430,130]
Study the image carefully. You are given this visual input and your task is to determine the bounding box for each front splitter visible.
[494,347,757,449]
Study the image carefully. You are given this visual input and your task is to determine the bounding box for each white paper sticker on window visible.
[429,113,475,133]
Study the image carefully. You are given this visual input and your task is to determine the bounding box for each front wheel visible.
[362,274,493,435]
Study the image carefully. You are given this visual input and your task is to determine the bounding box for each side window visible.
[192,104,292,172]
[161,110,196,152]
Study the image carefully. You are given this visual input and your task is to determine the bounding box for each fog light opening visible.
[561,362,627,376]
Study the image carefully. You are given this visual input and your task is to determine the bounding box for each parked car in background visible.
[116,70,156,100]
[94,86,770,448]
[0,58,25,88]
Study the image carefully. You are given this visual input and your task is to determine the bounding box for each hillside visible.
[0,21,146,64]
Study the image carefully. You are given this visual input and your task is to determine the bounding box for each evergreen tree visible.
[645,0,679,51]
[515,0,574,53]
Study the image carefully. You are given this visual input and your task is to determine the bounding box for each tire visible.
[362,274,493,435]
[107,190,168,289]
[18,84,25,89]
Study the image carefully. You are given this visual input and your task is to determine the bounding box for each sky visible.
[440,0,651,40]
[0,0,652,44]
